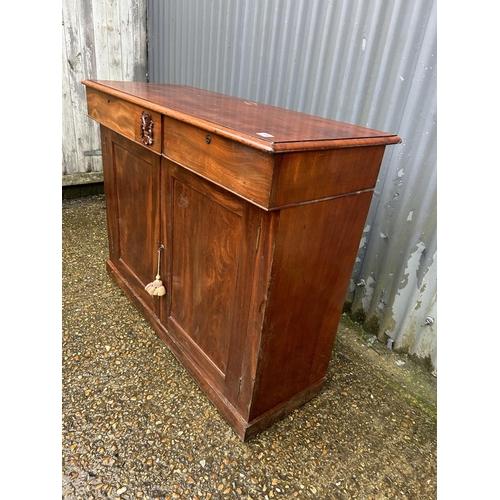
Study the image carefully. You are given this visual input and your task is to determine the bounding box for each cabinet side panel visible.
[249,191,374,420]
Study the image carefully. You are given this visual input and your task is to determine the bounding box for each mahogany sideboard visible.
[83,79,400,441]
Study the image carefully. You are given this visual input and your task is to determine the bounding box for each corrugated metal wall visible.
[62,0,148,185]
[147,0,437,374]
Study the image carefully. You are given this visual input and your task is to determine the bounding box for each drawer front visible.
[163,117,275,208]
[86,87,162,154]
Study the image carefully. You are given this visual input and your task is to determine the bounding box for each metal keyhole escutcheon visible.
[140,111,155,146]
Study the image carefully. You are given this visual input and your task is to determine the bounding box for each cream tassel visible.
[145,245,166,297]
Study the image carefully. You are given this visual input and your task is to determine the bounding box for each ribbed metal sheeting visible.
[147,0,437,374]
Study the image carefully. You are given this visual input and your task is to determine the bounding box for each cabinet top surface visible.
[83,80,401,152]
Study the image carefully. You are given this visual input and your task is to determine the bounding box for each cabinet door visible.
[101,127,161,312]
[160,160,261,400]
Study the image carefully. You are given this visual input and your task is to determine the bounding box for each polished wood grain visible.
[83,80,401,152]
[269,146,386,208]
[159,161,262,402]
[100,127,161,313]
[163,117,275,208]
[170,172,243,375]
[83,80,401,441]
[86,87,162,154]
[249,191,374,420]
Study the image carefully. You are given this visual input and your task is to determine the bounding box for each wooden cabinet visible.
[83,80,400,441]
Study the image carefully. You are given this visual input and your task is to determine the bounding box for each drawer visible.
[86,87,162,155]
[163,116,275,209]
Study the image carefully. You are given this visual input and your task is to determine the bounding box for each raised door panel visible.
[161,161,261,399]
[101,127,160,312]
[171,178,241,375]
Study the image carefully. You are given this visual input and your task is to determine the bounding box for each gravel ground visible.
[62,194,437,499]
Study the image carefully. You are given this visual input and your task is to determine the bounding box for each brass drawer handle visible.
[140,111,155,146]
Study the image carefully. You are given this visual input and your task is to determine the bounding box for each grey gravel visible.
[62,194,437,499]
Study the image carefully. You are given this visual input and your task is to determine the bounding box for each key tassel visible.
[145,245,166,297]
[145,275,166,296]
